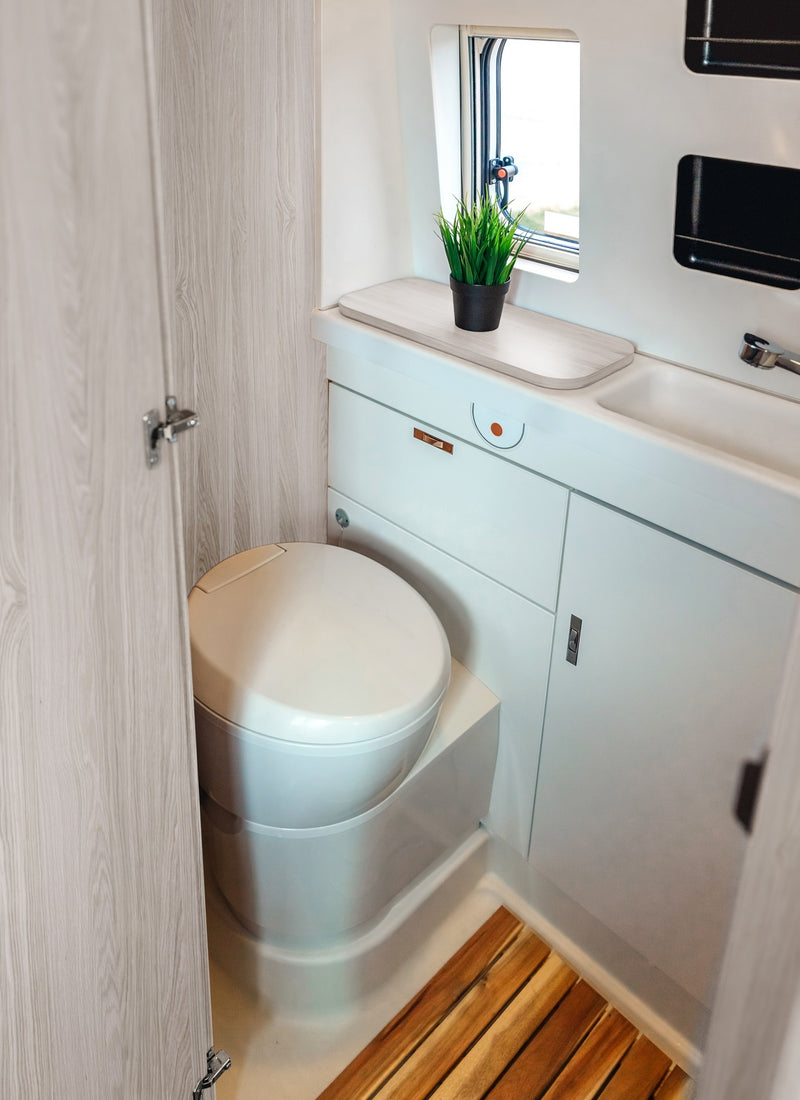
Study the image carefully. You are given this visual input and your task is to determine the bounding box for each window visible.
[461,28,580,272]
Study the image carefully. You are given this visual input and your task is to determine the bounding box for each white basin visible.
[597,361,800,479]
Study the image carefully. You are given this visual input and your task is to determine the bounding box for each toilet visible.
[189,542,501,959]
[189,542,450,830]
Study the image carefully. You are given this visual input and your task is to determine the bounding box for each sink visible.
[596,362,800,479]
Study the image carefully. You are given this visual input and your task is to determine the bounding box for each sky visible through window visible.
[500,39,580,238]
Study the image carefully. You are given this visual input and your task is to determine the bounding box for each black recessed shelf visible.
[674,156,800,289]
[685,0,800,79]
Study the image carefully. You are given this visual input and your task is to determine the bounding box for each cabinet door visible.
[530,495,796,1008]
[329,492,555,856]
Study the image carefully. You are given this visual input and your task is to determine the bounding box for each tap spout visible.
[740,332,800,374]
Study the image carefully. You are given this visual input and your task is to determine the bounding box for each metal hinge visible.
[192,1047,231,1099]
[143,395,199,469]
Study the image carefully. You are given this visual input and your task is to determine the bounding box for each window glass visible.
[499,40,580,240]
[464,31,580,271]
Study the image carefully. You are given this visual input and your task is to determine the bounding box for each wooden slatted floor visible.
[318,907,694,1100]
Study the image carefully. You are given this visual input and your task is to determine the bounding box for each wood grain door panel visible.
[0,1,213,1096]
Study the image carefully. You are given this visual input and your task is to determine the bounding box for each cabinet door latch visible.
[192,1047,231,1098]
[566,614,582,665]
[143,395,199,469]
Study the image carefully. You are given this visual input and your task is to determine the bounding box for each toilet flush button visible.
[471,403,525,449]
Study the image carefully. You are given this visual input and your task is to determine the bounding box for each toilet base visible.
[201,660,499,1009]
[205,825,491,1016]
[202,660,498,947]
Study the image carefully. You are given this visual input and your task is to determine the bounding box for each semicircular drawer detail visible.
[328,384,568,611]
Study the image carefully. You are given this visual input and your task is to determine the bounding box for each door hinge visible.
[143,395,199,469]
[192,1047,231,1099]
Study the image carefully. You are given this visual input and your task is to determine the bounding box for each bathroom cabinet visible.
[529,493,796,1007]
[328,383,564,855]
[320,310,800,1035]
[328,373,798,909]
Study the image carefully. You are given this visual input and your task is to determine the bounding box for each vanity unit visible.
[315,280,800,1053]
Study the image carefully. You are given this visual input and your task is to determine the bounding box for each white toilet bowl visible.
[189,542,450,830]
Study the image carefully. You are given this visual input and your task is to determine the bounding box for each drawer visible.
[328,384,568,609]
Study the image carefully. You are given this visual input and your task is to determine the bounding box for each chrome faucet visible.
[739,333,800,375]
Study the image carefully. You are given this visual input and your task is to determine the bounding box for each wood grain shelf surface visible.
[317,907,694,1100]
[338,278,635,390]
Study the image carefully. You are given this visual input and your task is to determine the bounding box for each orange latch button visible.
[471,404,525,449]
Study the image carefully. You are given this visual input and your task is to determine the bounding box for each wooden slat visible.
[319,908,693,1100]
[655,1065,695,1099]
[599,1034,673,1100]
[431,953,579,1098]
[372,927,551,1100]
[317,906,524,1100]
[539,1008,638,1100]
[484,980,607,1100]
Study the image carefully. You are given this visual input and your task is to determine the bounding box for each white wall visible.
[320,0,800,398]
[319,0,414,307]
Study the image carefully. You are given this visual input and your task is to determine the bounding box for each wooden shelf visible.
[338,278,635,390]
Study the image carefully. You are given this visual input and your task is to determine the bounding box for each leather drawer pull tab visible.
[414,427,454,454]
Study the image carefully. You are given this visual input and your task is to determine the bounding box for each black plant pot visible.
[449,276,510,332]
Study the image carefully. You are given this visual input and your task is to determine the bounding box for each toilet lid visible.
[189,543,450,746]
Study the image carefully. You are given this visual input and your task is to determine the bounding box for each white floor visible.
[208,871,507,1100]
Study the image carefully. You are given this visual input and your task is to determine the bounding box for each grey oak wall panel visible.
[152,0,327,588]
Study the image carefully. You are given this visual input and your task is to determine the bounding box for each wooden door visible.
[1,2,213,1097]
[529,494,796,1009]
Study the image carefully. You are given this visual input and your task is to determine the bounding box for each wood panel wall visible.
[151,0,327,588]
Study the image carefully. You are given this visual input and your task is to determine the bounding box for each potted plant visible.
[435,193,527,332]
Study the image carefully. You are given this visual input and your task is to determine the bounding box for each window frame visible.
[459,25,581,273]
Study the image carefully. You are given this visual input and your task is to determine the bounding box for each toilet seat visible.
[189,542,450,746]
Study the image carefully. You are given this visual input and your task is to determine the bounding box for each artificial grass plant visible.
[435,193,527,286]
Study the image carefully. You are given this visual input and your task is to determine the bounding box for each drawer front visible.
[329,384,567,610]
